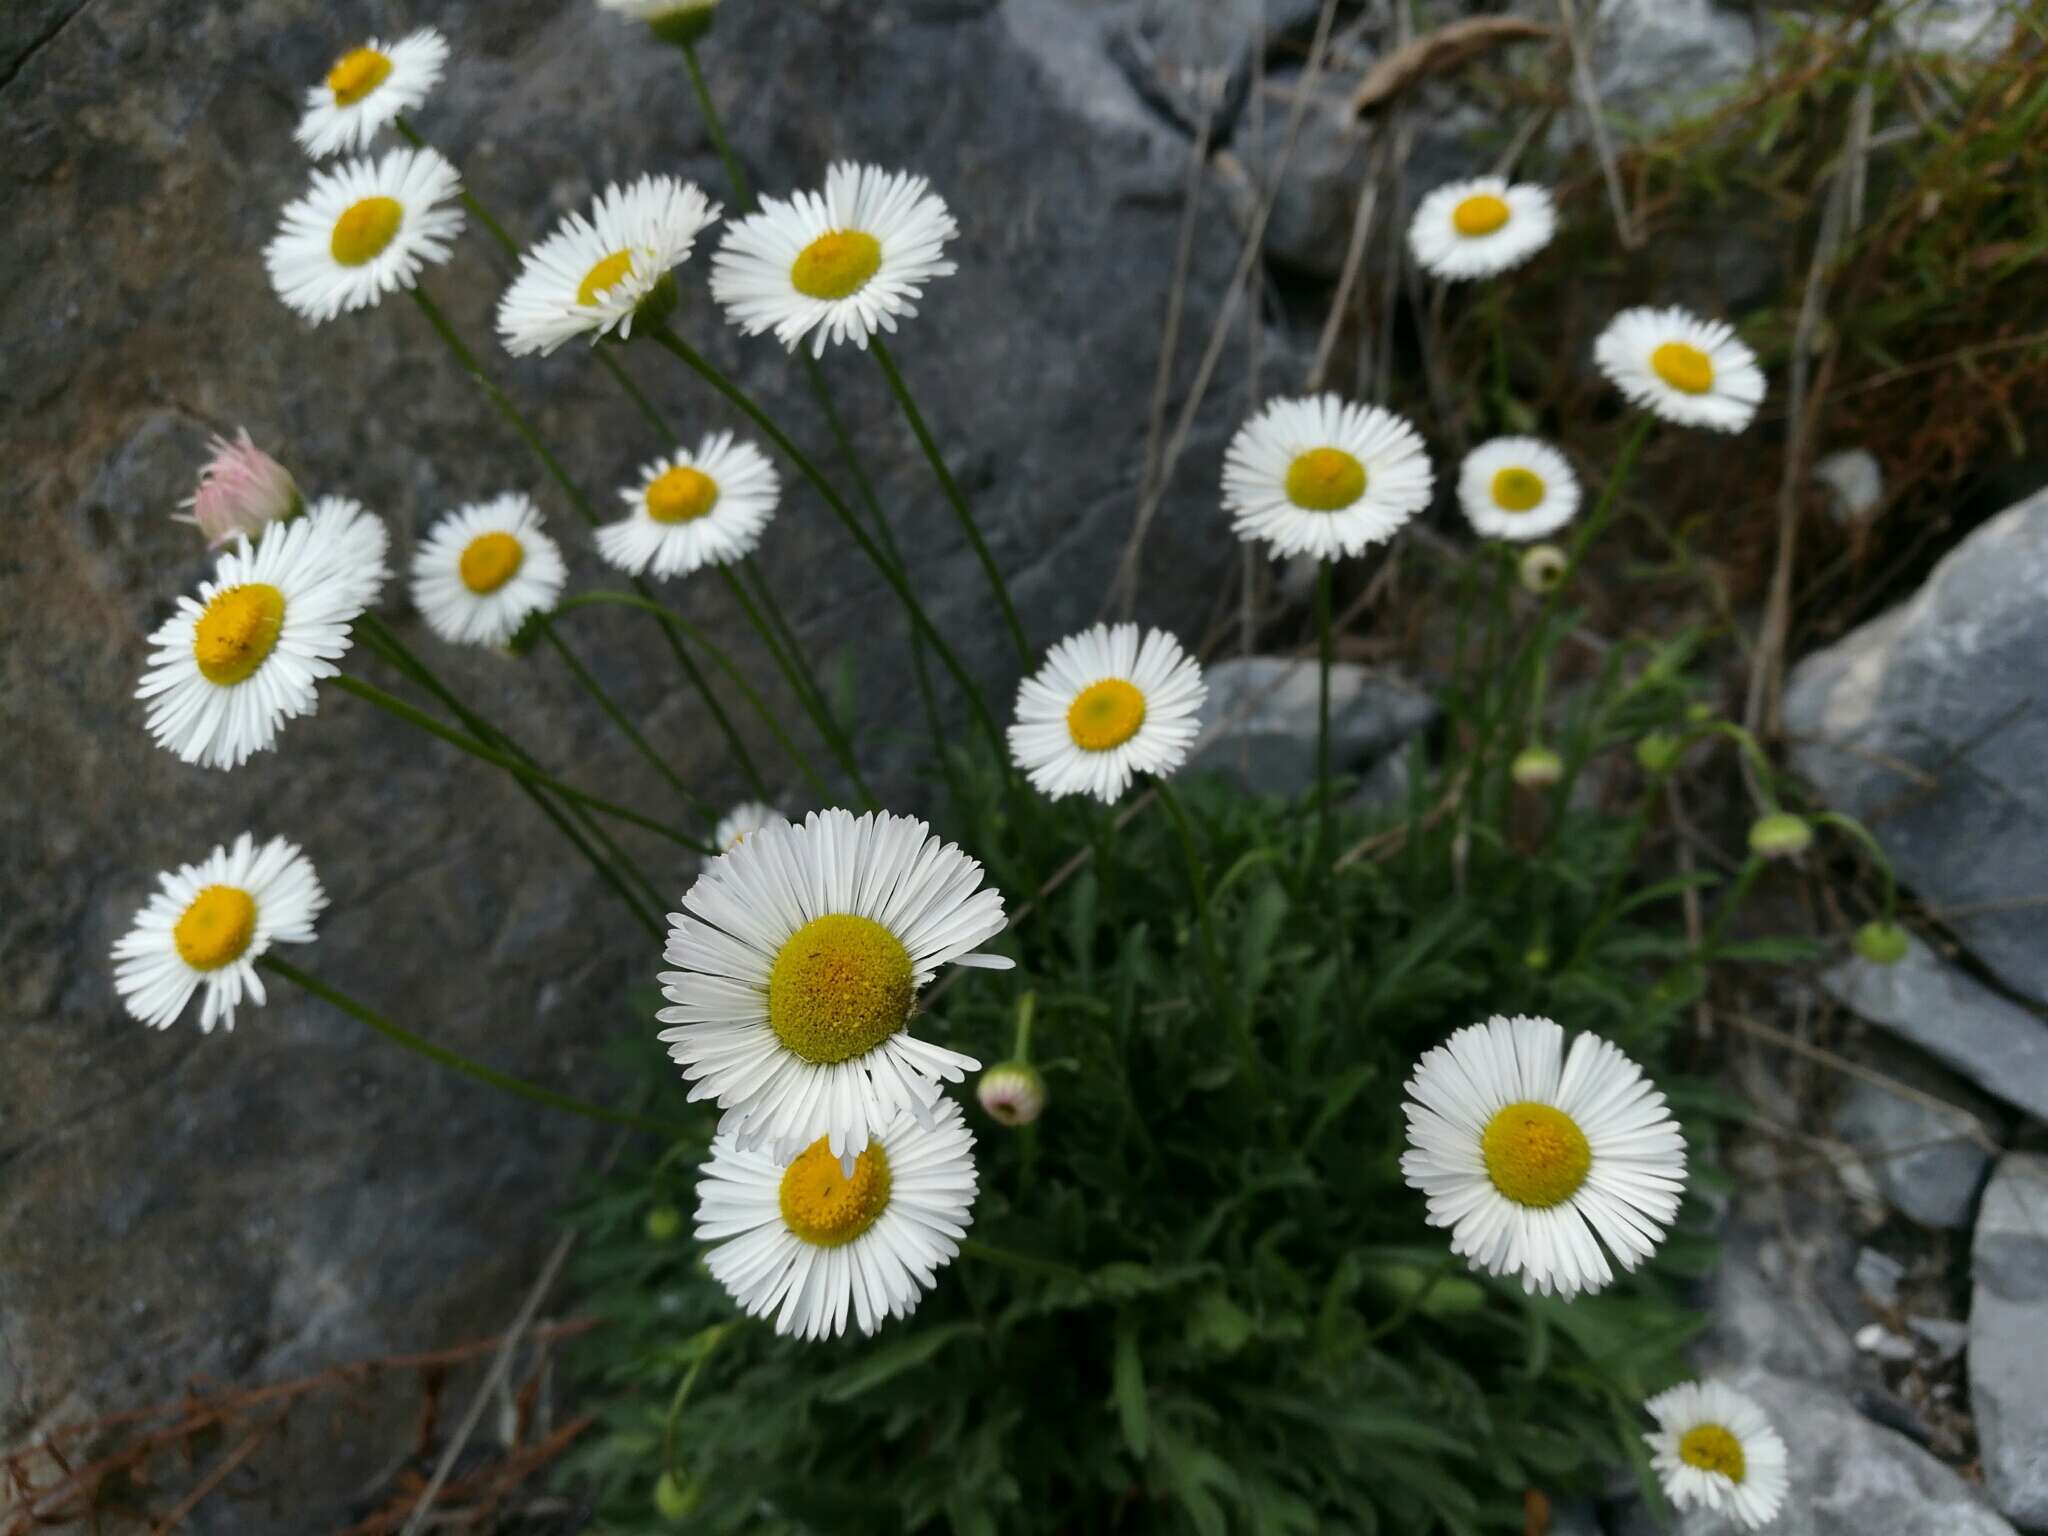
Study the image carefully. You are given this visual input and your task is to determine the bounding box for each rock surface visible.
[1607,1368,2017,1536]
[1786,489,2048,1007]
[1,0,1253,1525]
[1820,940,2048,1124]
[1189,656,1436,797]
[1828,1039,2001,1230]
[1971,1154,2048,1530]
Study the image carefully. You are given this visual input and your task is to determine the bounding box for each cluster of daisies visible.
[107,12,1795,1519]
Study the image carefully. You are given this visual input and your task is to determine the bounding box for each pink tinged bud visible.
[976,1061,1046,1127]
[181,429,302,547]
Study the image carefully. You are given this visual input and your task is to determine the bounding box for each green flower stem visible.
[1155,779,1267,1100]
[552,590,833,804]
[1359,1253,1459,1347]
[355,618,666,936]
[1011,989,1037,1063]
[1813,810,1899,918]
[396,118,519,257]
[870,337,1031,665]
[332,672,713,853]
[536,616,717,824]
[1699,856,1764,956]
[715,564,876,808]
[1315,559,1335,868]
[662,1320,741,1478]
[261,956,692,1140]
[647,324,1008,762]
[405,283,770,800]
[680,40,752,208]
[1562,793,1656,974]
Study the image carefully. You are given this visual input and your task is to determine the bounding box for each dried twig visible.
[1349,16,1553,115]
[1554,0,1640,248]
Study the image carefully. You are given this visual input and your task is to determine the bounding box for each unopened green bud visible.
[643,1204,683,1242]
[1518,544,1568,595]
[1747,812,1813,859]
[1511,746,1564,790]
[1635,733,1681,775]
[654,1470,701,1521]
[1854,920,1909,966]
[648,1,718,46]
[976,1061,1046,1127]
[1523,945,1551,972]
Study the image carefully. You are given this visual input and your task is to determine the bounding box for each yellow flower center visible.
[1284,447,1367,512]
[174,886,258,971]
[326,47,393,107]
[330,196,403,267]
[645,465,720,524]
[1481,1101,1592,1208]
[778,1137,893,1246]
[192,583,286,686]
[1491,467,1547,512]
[459,531,525,595]
[576,249,637,308]
[790,230,883,301]
[1651,341,1715,395]
[1452,193,1511,237]
[1677,1424,1746,1482]
[1066,678,1147,753]
[767,914,914,1064]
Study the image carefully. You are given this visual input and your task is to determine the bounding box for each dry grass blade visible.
[1350,17,1554,115]
[1554,0,1639,248]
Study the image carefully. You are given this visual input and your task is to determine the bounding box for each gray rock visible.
[1699,1178,1860,1387]
[1854,1247,1906,1310]
[1819,940,2048,1124]
[1245,85,1374,280]
[2,0,1252,1526]
[1189,657,1435,797]
[1787,489,2048,1007]
[1813,447,1886,524]
[1888,1,2021,58]
[1908,1315,1969,1364]
[1583,0,1762,132]
[1612,1368,2017,1536]
[1971,1153,2048,1529]
[1828,1040,2000,1230]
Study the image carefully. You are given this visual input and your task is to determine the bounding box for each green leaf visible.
[816,1322,978,1403]
[1113,1317,1151,1460]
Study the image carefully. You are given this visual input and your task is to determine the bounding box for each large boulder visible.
[1786,489,2048,1008]
[1972,1154,2048,1531]
[0,0,1254,1524]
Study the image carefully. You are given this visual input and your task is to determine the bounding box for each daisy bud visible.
[653,1470,700,1522]
[1854,921,1909,966]
[1634,733,1681,775]
[1519,543,1568,594]
[1747,812,1812,860]
[1511,745,1564,790]
[1523,945,1551,972]
[641,0,719,47]
[643,1204,683,1242]
[182,429,302,548]
[977,1061,1046,1127]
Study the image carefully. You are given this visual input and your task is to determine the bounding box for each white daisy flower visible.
[1223,394,1434,562]
[1400,1014,1687,1299]
[409,494,568,650]
[596,0,719,44]
[597,432,780,580]
[695,1096,977,1341]
[300,494,392,609]
[1457,437,1581,542]
[657,808,1011,1164]
[293,29,449,159]
[707,800,784,868]
[136,516,373,771]
[1645,1380,1791,1530]
[265,146,464,325]
[1594,305,1767,433]
[496,175,721,357]
[1007,623,1207,805]
[111,833,327,1032]
[710,161,958,358]
[1408,176,1557,281]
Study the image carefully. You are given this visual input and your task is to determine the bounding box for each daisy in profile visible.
[1457,437,1581,542]
[1594,306,1766,433]
[596,0,719,44]
[265,146,464,324]
[695,1096,977,1341]
[294,29,449,159]
[707,800,782,866]
[1408,176,1556,281]
[496,175,720,356]
[710,162,958,357]
[302,495,392,609]
[1008,624,1207,804]
[598,432,780,580]
[1400,1014,1687,1298]
[410,494,568,649]
[1224,395,1434,562]
[179,429,302,548]
[1645,1380,1790,1529]
[137,517,373,770]
[111,834,326,1032]
[658,808,1010,1164]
